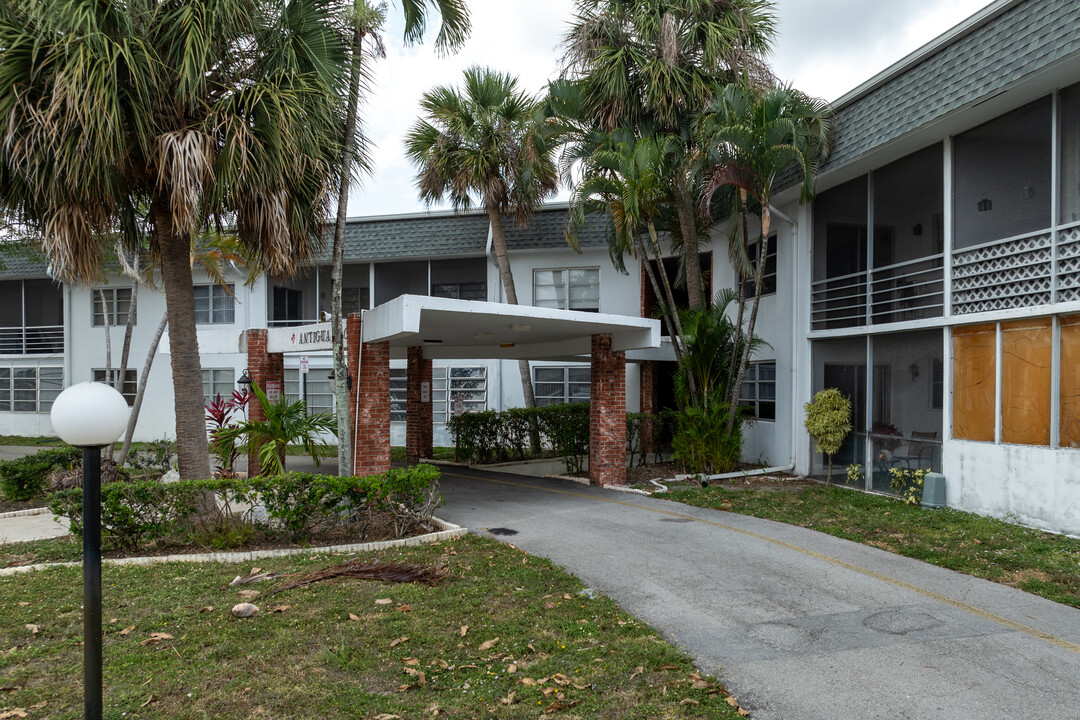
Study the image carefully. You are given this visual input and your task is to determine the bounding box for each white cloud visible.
[347,0,997,217]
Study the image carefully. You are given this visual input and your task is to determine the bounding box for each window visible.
[390,369,407,422]
[1001,319,1052,446]
[0,366,63,412]
[92,287,134,326]
[533,366,590,406]
[285,368,334,416]
[93,369,137,407]
[432,282,486,301]
[201,368,235,405]
[739,361,776,420]
[272,287,303,325]
[533,268,600,312]
[930,357,944,411]
[1062,83,1080,224]
[194,284,235,324]
[741,237,777,298]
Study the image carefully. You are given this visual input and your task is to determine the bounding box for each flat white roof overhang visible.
[361,295,662,361]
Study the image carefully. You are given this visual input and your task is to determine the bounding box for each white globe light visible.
[50,382,130,447]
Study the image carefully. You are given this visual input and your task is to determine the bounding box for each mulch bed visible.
[0,497,48,514]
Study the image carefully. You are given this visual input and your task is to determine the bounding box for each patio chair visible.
[892,430,938,470]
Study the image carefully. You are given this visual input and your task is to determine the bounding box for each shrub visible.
[0,447,81,501]
[49,465,442,549]
[804,388,852,484]
[125,437,175,476]
[448,404,591,473]
[535,403,590,473]
[889,467,927,505]
[670,404,743,475]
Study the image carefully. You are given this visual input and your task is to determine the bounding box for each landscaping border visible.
[0,506,50,519]
[0,516,466,577]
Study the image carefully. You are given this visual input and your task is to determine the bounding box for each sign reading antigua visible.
[267,322,339,353]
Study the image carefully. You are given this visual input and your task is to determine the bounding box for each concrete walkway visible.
[435,465,1080,720]
[0,509,69,543]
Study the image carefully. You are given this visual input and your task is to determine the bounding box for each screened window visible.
[533,366,590,406]
[92,287,134,326]
[1060,82,1080,225]
[931,357,944,411]
[93,369,137,407]
[0,366,63,412]
[533,268,600,312]
[741,237,777,298]
[432,282,486,301]
[392,367,488,423]
[201,368,235,405]
[194,284,235,324]
[739,361,776,420]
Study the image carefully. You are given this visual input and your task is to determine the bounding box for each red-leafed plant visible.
[205,390,250,478]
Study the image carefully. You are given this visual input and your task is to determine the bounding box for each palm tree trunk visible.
[155,204,212,482]
[646,220,696,405]
[487,207,537,410]
[672,178,703,309]
[726,203,749,401]
[330,22,365,478]
[117,311,168,467]
[634,231,682,363]
[726,208,772,434]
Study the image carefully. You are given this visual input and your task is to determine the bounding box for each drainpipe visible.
[485,219,505,412]
[683,205,802,482]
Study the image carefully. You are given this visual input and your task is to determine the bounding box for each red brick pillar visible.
[245,329,284,477]
[639,360,658,454]
[589,333,626,486]
[406,346,433,464]
[347,312,391,477]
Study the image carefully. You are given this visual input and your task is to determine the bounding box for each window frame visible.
[532,366,591,406]
[532,267,600,312]
[201,368,235,406]
[92,368,138,407]
[391,366,488,423]
[738,360,777,421]
[0,365,63,413]
[92,287,135,327]
[193,283,236,325]
[741,235,778,298]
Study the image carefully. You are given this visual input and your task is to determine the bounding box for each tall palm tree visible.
[698,82,833,431]
[405,66,558,410]
[561,0,777,309]
[0,0,353,479]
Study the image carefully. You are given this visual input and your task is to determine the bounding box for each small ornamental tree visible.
[804,388,852,484]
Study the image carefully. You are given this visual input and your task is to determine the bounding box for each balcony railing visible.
[811,254,944,330]
[0,325,64,355]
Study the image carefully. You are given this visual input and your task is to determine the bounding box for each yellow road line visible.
[444,470,1080,655]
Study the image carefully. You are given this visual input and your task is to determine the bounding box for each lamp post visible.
[50,383,130,720]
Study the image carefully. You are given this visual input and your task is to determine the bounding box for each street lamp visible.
[50,382,130,720]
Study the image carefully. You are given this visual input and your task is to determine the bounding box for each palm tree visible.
[0,0,353,480]
[561,0,777,309]
[698,82,833,432]
[405,66,558,409]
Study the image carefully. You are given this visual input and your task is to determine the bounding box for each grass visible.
[390,447,457,462]
[0,435,61,447]
[0,535,743,719]
[1,536,82,567]
[665,483,1080,608]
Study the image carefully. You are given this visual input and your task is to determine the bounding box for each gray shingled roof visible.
[0,252,49,279]
[324,205,608,263]
[824,0,1079,174]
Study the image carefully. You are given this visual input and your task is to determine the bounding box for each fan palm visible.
[405,66,557,409]
[698,82,833,431]
[0,0,354,480]
[561,0,777,309]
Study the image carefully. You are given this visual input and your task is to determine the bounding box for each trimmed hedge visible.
[0,447,81,501]
[49,465,442,550]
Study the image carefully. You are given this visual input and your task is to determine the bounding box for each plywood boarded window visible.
[952,324,996,441]
[1001,318,1051,446]
[1061,315,1080,448]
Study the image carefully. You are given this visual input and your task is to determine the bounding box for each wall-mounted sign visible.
[265,380,282,402]
[421,381,430,403]
[267,322,337,353]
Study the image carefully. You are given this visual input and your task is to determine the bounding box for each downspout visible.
[485,220,504,412]
[677,204,800,482]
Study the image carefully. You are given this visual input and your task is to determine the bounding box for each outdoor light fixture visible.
[977,197,992,212]
[909,363,920,381]
[237,368,252,393]
[327,368,352,391]
[508,324,531,332]
[50,382,130,720]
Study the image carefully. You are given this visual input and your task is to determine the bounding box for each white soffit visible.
[361,295,661,360]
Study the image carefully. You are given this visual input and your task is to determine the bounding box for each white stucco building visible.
[1,0,1078,534]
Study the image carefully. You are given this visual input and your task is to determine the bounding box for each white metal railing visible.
[0,325,64,355]
[267,317,321,328]
[811,254,944,330]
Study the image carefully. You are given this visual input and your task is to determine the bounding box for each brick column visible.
[245,329,284,477]
[405,346,433,464]
[347,312,391,477]
[589,333,626,486]
[639,360,658,454]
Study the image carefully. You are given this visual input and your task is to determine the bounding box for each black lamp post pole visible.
[82,445,103,720]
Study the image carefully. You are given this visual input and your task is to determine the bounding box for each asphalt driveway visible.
[436,465,1080,720]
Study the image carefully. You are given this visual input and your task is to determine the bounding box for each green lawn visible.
[0,535,744,719]
[665,484,1080,608]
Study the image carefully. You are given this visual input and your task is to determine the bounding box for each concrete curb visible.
[0,506,50,520]
[0,516,466,577]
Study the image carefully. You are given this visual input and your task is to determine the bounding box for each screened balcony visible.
[0,280,64,355]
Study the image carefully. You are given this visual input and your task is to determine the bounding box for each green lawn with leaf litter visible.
[0,535,746,719]
[665,484,1080,608]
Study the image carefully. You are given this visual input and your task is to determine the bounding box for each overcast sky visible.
[347,0,997,218]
